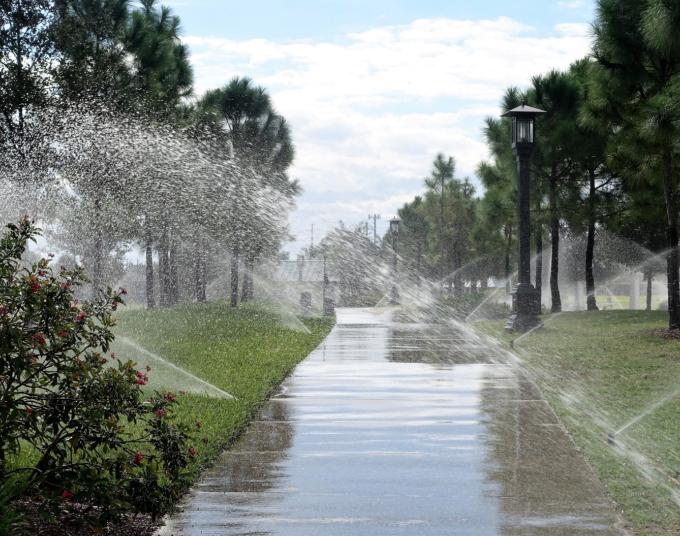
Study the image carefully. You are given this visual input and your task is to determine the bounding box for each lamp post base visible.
[323,297,335,316]
[506,284,541,332]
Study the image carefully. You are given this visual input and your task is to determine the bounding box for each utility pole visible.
[368,214,381,244]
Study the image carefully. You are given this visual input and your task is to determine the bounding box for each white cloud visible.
[182,17,592,252]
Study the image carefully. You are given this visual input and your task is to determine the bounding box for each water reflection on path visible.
[161,308,621,535]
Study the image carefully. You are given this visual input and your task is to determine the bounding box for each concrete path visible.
[161,308,622,535]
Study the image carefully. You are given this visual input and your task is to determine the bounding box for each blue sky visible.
[167,0,596,253]
[171,0,595,41]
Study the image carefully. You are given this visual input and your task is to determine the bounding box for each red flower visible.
[188,447,198,458]
[61,490,74,500]
[154,408,167,419]
[28,276,40,294]
[32,333,47,346]
[133,451,145,465]
[163,391,176,403]
[57,330,69,338]
[25,407,33,416]
[75,311,87,323]
[0,305,7,317]
[134,370,148,386]
[60,282,70,291]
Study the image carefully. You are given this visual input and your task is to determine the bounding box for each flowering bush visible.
[0,218,194,528]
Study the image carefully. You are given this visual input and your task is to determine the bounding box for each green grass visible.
[112,301,334,479]
[557,293,666,311]
[476,310,680,536]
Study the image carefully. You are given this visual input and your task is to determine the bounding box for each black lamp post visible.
[502,104,545,332]
[389,216,400,305]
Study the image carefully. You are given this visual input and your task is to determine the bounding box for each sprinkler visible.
[607,432,616,445]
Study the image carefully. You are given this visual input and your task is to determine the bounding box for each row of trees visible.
[0,0,297,308]
[390,0,680,328]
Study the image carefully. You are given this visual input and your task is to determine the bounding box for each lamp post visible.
[322,246,335,316]
[501,104,545,332]
[389,216,400,305]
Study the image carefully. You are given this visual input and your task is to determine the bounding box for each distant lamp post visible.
[501,104,545,332]
[322,246,335,316]
[390,217,401,305]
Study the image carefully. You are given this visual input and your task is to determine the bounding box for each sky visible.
[167,0,596,254]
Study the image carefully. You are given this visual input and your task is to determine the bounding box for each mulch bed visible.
[649,328,680,340]
[14,500,161,536]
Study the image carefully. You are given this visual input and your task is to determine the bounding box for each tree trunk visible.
[549,172,562,313]
[439,179,446,289]
[646,269,653,312]
[158,228,170,307]
[453,247,463,298]
[230,247,239,308]
[91,232,103,300]
[194,238,207,303]
[416,242,422,287]
[145,234,155,309]
[169,240,179,305]
[91,199,103,300]
[241,256,254,302]
[535,199,542,306]
[662,147,680,330]
[585,168,599,311]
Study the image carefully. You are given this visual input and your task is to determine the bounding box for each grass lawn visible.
[112,301,334,482]
[475,311,680,536]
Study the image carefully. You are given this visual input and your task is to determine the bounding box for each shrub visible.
[0,218,194,530]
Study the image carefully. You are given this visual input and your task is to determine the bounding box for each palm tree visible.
[198,78,295,306]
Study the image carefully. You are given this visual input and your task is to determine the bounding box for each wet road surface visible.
[160,308,621,535]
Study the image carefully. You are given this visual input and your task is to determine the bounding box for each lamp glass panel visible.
[517,119,532,143]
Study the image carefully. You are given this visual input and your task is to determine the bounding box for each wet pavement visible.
[160,308,622,535]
